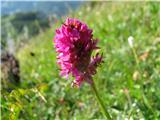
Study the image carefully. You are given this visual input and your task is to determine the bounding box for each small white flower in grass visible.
[140,118,145,120]
[10,107,14,112]
[128,36,134,48]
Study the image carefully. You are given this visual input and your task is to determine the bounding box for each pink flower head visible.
[54,18,103,87]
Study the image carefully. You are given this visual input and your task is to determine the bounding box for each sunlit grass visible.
[2,2,160,119]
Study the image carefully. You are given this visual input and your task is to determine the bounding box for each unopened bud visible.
[128,36,134,48]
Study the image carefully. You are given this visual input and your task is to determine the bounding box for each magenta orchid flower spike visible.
[53,18,112,119]
[54,18,103,87]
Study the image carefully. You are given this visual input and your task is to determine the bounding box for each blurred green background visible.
[1,1,160,120]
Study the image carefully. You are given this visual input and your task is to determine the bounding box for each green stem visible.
[91,81,112,120]
[131,47,140,70]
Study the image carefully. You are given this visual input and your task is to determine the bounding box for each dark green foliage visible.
[10,12,49,34]
[1,11,50,51]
